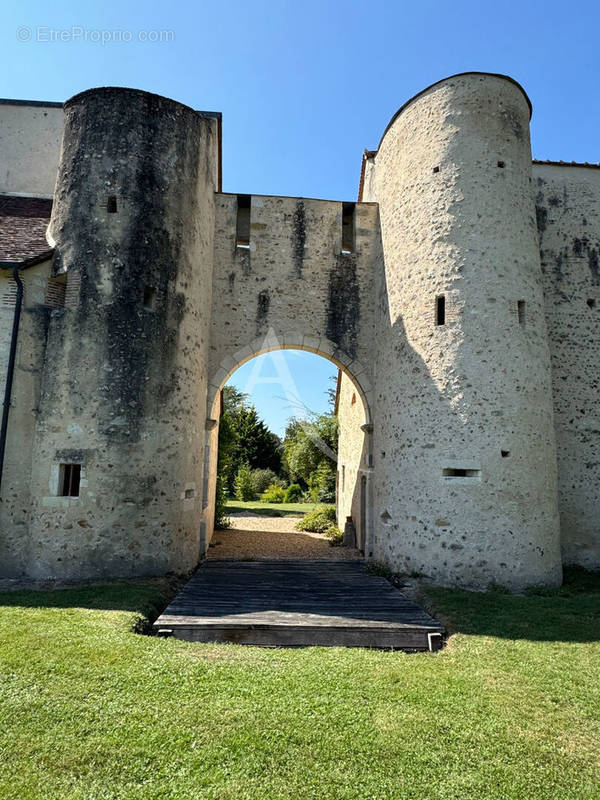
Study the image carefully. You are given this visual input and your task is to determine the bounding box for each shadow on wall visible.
[424,566,600,644]
[371,295,561,590]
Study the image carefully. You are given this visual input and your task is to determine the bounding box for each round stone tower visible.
[28,88,219,579]
[371,73,562,589]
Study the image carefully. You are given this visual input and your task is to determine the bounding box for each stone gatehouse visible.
[0,72,598,590]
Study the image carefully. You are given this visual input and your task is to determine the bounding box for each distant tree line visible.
[214,385,338,526]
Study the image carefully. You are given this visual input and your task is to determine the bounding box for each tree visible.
[283,414,338,490]
[217,386,283,496]
[327,372,340,411]
[233,405,281,475]
[234,463,256,501]
[251,468,281,495]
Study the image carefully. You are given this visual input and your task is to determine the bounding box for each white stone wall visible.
[533,163,600,568]
[0,102,63,196]
[208,194,378,390]
[202,193,379,544]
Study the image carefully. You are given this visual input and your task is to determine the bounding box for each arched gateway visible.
[2,73,598,590]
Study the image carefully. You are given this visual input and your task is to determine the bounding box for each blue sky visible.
[3,0,598,434]
[228,351,337,437]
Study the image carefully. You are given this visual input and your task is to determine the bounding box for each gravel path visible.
[208,512,361,561]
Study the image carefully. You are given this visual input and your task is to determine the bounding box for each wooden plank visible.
[152,559,444,649]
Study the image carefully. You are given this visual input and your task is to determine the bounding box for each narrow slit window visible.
[443,467,481,479]
[107,195,117,213]
[436,295,446,326]
[341,202,355,254]
[143,285,157,310]
[236,194,251,248]
[517,300,526,326]
[60,464,81,497]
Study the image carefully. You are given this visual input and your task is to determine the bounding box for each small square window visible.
[60,464,81,497]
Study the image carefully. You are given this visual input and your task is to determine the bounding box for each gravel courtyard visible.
[208,512,361,560]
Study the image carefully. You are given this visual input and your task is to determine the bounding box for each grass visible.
[225,499,320,517]
[0,568,598,799]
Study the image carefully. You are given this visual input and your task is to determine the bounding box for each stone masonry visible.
[0,73,598,589]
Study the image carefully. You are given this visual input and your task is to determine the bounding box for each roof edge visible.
[0,98,63,108]
[533,159,600,170]
[0,250,54,270]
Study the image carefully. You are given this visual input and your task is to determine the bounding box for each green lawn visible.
[0,569,599,799]
[225,499,321,517]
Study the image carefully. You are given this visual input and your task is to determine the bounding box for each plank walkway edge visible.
[153,559,445,651]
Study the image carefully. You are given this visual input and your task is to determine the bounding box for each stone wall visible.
[0,261,51,575]
[335,369,370,552]
[533,163,600,568]
[208,194,379,389]
[202,193,380,544]
[0,101,63,196]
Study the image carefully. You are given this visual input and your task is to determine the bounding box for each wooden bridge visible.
[153,560,444,650]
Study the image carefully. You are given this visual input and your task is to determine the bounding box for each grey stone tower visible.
[27,88,220,578]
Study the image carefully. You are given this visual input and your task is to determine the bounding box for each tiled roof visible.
[0,195,53,266]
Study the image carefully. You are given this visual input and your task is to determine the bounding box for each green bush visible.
[251,468,280,496]
[307,462,337,503]
[324,524,343,544]
[261,484,286,503]
[295,505,336,533]
[234,463,256,501]
[283,483,303,503]
[214,474,230,529]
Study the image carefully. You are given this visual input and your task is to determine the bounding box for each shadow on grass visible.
[0,579,172,620]
[424,567,600,644]
[1,567,598,645]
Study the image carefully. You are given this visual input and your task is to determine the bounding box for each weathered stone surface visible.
[361,74,563,590]
[0,74,598,589]
[533,163,600,569]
